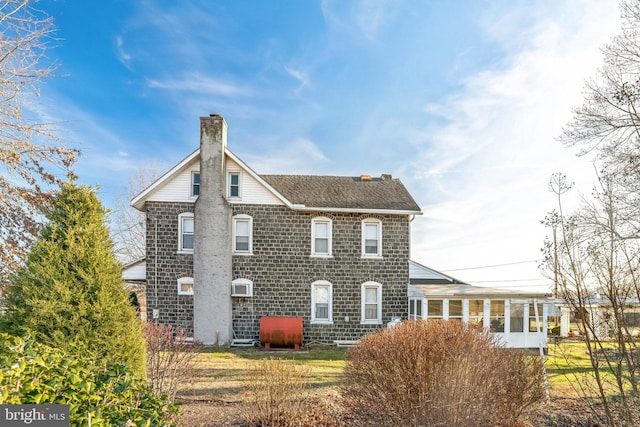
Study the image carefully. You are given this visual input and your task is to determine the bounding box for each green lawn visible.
[545,341,639,398]
[182,341,634,401]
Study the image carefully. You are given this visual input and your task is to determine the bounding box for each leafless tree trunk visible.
[0,0,78,284]
[542,172,640,427]
[110,164,161,264]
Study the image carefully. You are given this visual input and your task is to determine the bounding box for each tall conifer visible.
[1,183,146,377]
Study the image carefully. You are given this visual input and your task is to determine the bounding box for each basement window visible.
[177,277,194,295]
[232,278,253,297]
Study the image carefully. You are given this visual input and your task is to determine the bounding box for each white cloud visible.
[240,138,329,174]
[146,73,249,97]
[115,36,132,69]
[407,0,620,290]
[284,66,310,92]
[321,0,401,42]
[354,0,401,40]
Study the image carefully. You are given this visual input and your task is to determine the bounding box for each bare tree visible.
[560,0,640,230]
[542,171,640,427]
[110,164,161,264]
[0,0,78,282]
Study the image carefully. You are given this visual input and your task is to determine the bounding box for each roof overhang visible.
[409,283,552,300]
[131,146,423,216]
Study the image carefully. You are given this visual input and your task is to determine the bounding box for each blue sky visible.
[39,0,620,290]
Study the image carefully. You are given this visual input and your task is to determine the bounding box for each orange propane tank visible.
[259,316,303,350]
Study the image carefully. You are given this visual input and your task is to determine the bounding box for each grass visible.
[180,342,600,401]
[175,341,637,426]
[176,345,346,426]
[545,340,640,398]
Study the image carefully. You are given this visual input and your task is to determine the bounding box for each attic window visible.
[191,172,200,196]
[229,172,241,198]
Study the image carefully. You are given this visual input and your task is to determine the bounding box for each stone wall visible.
[231,204,410,343]
[145,201,411,343]
[145,201,195,333]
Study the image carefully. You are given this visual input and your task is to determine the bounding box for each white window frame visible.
[228,171,241,199]
[468,299,486,328]
[409,298,423,320]
[311,217,332,257]
[232,214,253,255]
[191,172,200,197]
[177,277,194,295]
[311,280,333,324]
[490,300,506,333]
[447,299,464,320]
[231,278,253,297]
[178,212,194,253]
[426,299,444,319]
[361,281,382,324]
[361,219,382,258]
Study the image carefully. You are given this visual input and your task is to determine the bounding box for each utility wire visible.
[442,259,541,272]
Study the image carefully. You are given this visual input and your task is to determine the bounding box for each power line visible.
[442,259,541,272]
[469,278,552,284]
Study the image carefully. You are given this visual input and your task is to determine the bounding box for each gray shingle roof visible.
[260,174,421,212]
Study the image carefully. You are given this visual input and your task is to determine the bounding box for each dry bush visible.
[342,320,544,427]
[243,357,313,427]
[144,322,201,402]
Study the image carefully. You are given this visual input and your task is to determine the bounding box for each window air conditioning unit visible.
[231,279,253,297]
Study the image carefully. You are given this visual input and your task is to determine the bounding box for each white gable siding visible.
[227,158,284,205]
[146,158,199,204]
[145,156,284,206]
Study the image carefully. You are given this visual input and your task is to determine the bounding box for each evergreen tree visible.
[0,183,146,377]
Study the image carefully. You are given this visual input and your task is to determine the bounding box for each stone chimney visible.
[193,115,232,345]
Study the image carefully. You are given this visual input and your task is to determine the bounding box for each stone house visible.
[131,115,422,345]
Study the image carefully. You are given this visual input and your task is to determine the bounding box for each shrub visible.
[144,322,201,402]
[342,320,544,427]
[0,334,179,426]
[243,357,312,427]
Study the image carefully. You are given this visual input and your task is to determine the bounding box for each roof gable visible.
[409,260,466,284]
[131,148,422,216]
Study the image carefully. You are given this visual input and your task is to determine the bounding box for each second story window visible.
[233,214,252,254]
[362,219,382,258]
[191,172,200,196]
[178,213,194,252]
[311,217,332,257]
[229,172,241,198]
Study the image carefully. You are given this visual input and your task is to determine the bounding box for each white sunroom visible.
[408,260,552,350]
